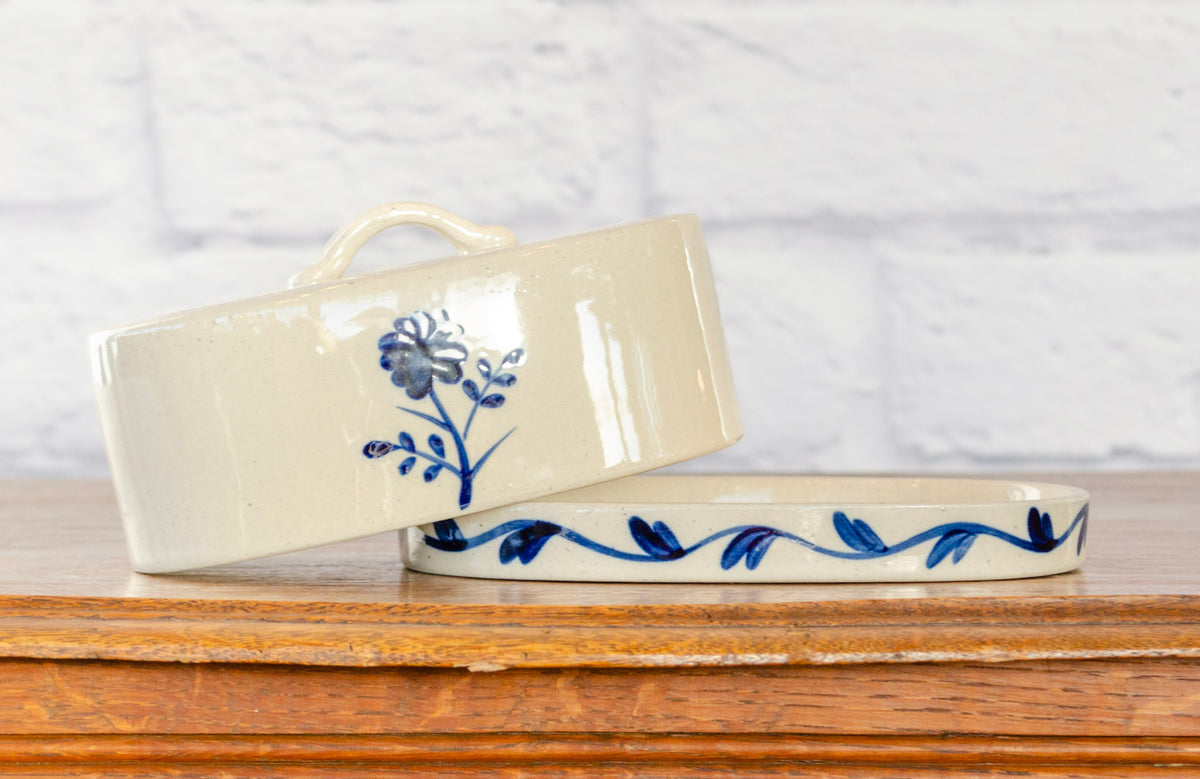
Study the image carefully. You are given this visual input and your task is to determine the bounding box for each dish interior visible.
[540,476,1086,507]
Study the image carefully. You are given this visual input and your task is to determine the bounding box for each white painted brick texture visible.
[2,0,1199,477]
[146,1,643,238]
[0,1,145,203]
[649,1,1200,219]
[883,251,1200,463]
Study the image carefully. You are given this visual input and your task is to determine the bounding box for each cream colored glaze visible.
[400,476,1090,583]
[545,475,1088,506]
[92,204,742,573]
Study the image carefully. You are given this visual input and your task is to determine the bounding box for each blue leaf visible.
[1076,504,1089,555]
[426,520,467,551]
[463,379,480,401]
[398,456,416,475]
[833,512,861,550]
[628,516,685,560]
[650,521,681,552]
[498,521,562,564]
[480,394,506,409]
[423,464,442,482]
[493,373,517,387]
[1041,511,1055,543]
[833,511,885,553]
[851,518,888,553]
[435,519,465,542]
[398,432,415,452]
[502,348,525,366]
[363,441,394,458]
[428,434,445,457]
[745,533,780,570]
[477,358,491,380]
[927,530,973,568]
[722,527,780,570]
[951,533,976,563]
[1027,507,1055,551]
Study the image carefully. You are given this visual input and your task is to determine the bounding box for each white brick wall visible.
[649,2,1200,218]
[146,1,643,237]
[3,0,1199,477]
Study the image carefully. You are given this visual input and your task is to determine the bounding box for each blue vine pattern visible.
[363,310,524,509]
[423,504,1089,570]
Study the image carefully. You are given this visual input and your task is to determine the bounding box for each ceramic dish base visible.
[399,476,1090,583]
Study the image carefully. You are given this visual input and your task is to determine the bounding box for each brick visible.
[883,251,1200,462]
[0,1,144,203]
[145,1,642,237]
[667,224,893,473]
[648,1,1200,220]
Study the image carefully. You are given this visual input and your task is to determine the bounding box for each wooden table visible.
[1,473,1199,777]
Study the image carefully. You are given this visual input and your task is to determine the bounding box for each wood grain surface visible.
[0,473,1199,668]
[1,472,1198,775]
[2,733,1200,777]
[3,656,1200,736]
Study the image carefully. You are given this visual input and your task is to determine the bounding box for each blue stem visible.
[398,406,450,431]
[428,386,473,509]
[472,428,515,474]
[409,448,461,477]
[463,375,497,439]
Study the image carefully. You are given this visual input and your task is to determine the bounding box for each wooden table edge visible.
[3,592,1200,668]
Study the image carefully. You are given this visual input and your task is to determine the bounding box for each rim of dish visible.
[511,475,1090,510]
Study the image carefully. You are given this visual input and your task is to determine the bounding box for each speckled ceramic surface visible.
[400,476,1090,582]
[92,203,741,573]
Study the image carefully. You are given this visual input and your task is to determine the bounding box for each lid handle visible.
[289,202,517,288]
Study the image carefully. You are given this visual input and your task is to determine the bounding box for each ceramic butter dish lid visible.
[401,475,1090,582]
[92,203,742,573]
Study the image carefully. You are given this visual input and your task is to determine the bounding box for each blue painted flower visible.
[379,311,468,399]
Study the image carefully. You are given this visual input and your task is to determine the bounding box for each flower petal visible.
[404,356,434,399]
[431,358,463,385]
[420,311,438,339]
[428,344,468,362]
[398,317,421,339]
[386,350,413,383]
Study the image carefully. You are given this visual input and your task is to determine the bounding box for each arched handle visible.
[289,202,518,288]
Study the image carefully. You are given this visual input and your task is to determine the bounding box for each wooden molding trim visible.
[3,594,1200,668]
[6,592,1200,626]
[4,617,1200,669]
[1,733,1199,767]
[5,657,1200,738]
